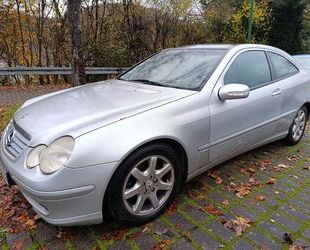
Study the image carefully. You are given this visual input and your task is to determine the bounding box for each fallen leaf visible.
[302,166,310,170]
[255,195,266,202]
[12,239,24,250]
[270,219,275,223]
[152,239,173,250]
[235,185,251,198]
[224,217,253,236]
[288,245,306,250]
[266,177,276,185]
[215,176,223,185]
[201,204,223,216]
[166,202,177,215]
[221,199,230,206]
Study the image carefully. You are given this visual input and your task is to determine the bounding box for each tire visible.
[286,105,308,146]
[104,143,182,225]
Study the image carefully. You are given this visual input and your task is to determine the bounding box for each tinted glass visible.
[269,52,298,78]
[119,49,226,90]
[224,51,271,89]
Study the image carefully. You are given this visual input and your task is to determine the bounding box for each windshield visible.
[119,49,226,90]
[294,56,310,68]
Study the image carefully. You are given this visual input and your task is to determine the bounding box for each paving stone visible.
[244,200,269,214]
[258,221,287,242]
[296,192,310,203]
[150,220,176,239]
[303,228,310,240]
[135,233,156,249]
[295,238,310,246]
[231,205,256,221]
[6,231,33,249]
[280,205,309,222]
[204,220,234,241]
[233,239,254,250]
[287,199,310,213]
[45,239,66,250]
[109,240,130,250]
[270,213,301,232]
[34,222,57,242]
[168,213,196,232]
[72,229,98,250]
[171,238,194,250]
[191,228,221,249]
[247,229,281,249]
[263,195,278,207]
[181,204,210,222]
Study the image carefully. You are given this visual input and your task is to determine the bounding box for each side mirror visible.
[218,84,250,101]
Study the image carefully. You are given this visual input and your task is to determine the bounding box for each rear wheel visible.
[105,143,182,225]
[286,106,308,146]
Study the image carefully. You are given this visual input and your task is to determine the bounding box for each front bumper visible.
[0,136,118,226]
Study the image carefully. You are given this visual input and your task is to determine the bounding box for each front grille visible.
[4,121,30,159]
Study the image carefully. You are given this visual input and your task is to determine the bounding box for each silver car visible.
[1,44,309,226]
[293,54,310,69]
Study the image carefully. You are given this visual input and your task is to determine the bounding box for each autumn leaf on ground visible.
[12,239,24,250]
[56,229,75,241]
[255,195,266,202]
[257,159,272,170]
[288,245,306,250]
[201,204,223,216]
[215,176,223,184]
[221,199,230,206]
[266,177,276,185]
[274,164,290,172]
[235,185,251,198]
[302,166,310,170]
[166,202,177,215]
[240,167,256,176]
[224,217,253,236]
[101,229,127,241]
[153,239,174,250]
[207,170,223,184]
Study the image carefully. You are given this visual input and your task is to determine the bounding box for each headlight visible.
[26,145,47,169]
[39,137,75,175]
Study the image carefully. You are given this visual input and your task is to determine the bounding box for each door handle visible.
[272,89,282,97]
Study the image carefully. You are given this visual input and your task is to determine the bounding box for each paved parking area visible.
[0,89,309,249]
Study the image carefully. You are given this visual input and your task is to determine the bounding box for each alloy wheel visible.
[122,155,175,216]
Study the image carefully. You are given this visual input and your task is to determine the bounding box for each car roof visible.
[293,54,310,57]
[178,44,235,50]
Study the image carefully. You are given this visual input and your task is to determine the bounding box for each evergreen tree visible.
[268,0,306,54]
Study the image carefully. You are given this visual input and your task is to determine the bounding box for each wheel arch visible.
[303,102,310,119]
[102,137,189,219]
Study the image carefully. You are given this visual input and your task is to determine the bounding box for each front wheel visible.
[286,106,308,146]
[105,143,182,225]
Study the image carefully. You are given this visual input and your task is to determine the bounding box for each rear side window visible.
[268,52,298,79]
[224,51,271,89]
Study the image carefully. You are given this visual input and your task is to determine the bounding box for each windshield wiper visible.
[129,79,167,87]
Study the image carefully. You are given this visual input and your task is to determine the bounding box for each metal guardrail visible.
[0,67,128,76]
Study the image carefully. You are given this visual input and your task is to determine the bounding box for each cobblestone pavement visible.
[0,94,310,249]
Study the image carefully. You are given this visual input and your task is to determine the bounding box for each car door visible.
[208,49,283,164]
[267,52,301,134]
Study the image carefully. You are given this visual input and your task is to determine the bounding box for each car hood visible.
[13,80,194,146]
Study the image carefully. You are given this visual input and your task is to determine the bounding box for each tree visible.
[268,0,306,54]
[68,0,86,86]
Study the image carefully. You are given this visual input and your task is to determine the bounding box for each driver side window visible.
[224,51,272,89]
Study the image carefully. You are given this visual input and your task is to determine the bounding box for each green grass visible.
[0,105,20,131]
